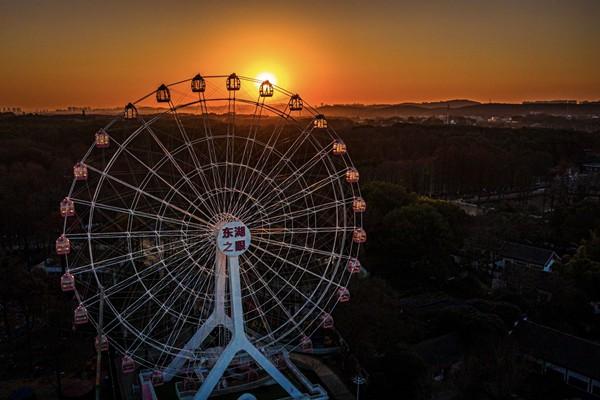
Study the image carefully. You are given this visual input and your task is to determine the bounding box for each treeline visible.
[342,122,600,196]
[1,114,598,260]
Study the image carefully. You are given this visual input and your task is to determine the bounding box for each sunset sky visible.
[1,0,599,109]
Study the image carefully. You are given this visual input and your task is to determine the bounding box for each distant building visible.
[495,242,559,273]
[32,258,62,274]
[412,332,463,382]
[581,163,600,174]
[492,242,561,296]
[517,320,600,396]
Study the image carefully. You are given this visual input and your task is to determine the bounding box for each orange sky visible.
[1,0,599,109]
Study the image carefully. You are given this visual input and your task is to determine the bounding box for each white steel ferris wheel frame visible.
[59,73,365,399]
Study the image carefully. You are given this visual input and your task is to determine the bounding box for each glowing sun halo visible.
[256,72,277,87]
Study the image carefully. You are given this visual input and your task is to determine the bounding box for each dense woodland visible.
[1,113,600,399]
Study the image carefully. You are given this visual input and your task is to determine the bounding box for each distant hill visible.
[401,99,481,109]
[317,100,600,119]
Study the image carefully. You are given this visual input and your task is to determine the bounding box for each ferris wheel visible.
[56,73,366,399]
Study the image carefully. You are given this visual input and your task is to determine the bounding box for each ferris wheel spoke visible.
[79,239,197,306]
[251,142,333,212]
[253,226,352,236]
[103,244,206,334]
[196,93,225,211]
[68,238,190,275]
[251,235,348,262]
[126,251,206,357]
[233,120,288,212]
[143,123,218,215]
[229,99,266,214]
[250,242,344,289]
[247,121,315,202]
[239,267,277,340]
[110,134,217,222]
[72,199,205,230]
[66,230,205,240]
[252,199,348,227]
[85,164,208,225]
[243,169,345,222]
[242,256,302,334]
[157,262,214,359]
[169,107,222,215]
[245,247,325,314]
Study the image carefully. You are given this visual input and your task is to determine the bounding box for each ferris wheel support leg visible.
[164,252,232,382]
[193,256,304,400]
[162,313,217,382]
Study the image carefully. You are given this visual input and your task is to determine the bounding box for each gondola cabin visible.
[320,312,334,329]
[151,370,164,386]
[300,335,313,352]
[60,272,75,292]
[74,305,88,325]
[122,355,136,374]
[124,103,137,120]
[156,84,171,103]
[95,129,110,148]
[347,258,361,274]
[289,94,303,111]
[259,80,274,97]
[352,197,366,213]
[337,287,350,302]
[345,168,359,183]
[332,140,347,156]
[95,335,109,352]
[73,163,88,181]
[60,197,75,217]
[352,228,367,244]
[226,73,241,91]
[314,115,327,129]
[191,74,206,93]
[56,235,71,255]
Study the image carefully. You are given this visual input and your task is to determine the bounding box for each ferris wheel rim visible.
[60,72,364,373]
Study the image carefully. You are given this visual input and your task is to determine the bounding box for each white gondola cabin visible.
[320,312,334,329]
[95,129,110,148]
[74,304,88,325]
[337,287,350,302]
[352,228,367,244]
[345,168,359,183]
[156,84,171,103]
[289,94,303,111]
[60,272,75,292]
[332,140,347,156]
[60,197,75,217]
[352,197,366,213]
[73,163,88,181]
[314,114,327,129]
[191,74,206,93]
[122,355,135,374]
[56,235,71,255]
[226,73,241,91]
[124,103,137,120]
[347,258,361,274]
[259,80,274,97]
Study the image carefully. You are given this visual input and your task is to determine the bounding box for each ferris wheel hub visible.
[215,220,251,256]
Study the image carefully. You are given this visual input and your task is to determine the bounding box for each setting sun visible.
[256,72,277,87]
